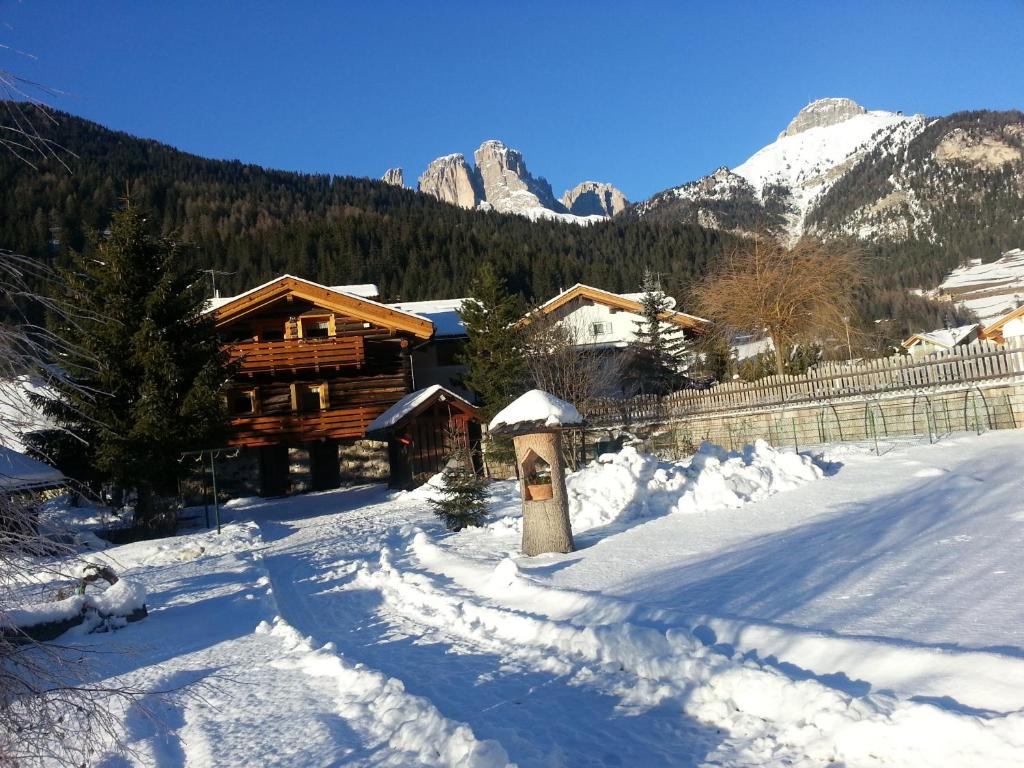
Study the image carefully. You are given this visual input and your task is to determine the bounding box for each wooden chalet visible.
[211,275,434,495]
[365,385,482,488]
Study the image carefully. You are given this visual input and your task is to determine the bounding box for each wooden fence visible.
[584,337,1024,427]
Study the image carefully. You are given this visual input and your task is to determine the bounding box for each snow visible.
[936,248,1024,325]
[0,444,64,491]
[733,109,913,241]
[388,298,468,338]
[0,374,55,452]
[204,275,390,314]
[488,389,583,431]
[6,577,146,630]
[366,385,474,434]
[906,323,978,349]
[22,430,1024,766]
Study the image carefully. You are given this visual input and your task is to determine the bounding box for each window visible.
[230,388,259,416]
[301,316,332,339]
[590,321,612,336]
[291,382,328,412]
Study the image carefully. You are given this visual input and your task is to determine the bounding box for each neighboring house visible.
[386,298,471,398]
[982,305,1024,344]
[210,275,436,496]
[901,324,980,360]
[526,283,708,348]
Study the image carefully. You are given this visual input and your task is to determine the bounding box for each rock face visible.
[417,154,480,209]
[415,139,624,222]
[381,168,404,187]
[778,98,867,139]
[473,140,564,214]
[561,181,628,217]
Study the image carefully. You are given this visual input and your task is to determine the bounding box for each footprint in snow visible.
[913,467,948,478]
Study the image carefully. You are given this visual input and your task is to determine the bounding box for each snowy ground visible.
[31,431,1024,766]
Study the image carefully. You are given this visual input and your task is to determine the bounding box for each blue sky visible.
[3,1,1022,201]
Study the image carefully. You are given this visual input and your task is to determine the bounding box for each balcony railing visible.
[228,336,365,374]
[227,404,388,447]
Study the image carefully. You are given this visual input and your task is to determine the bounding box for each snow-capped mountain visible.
[635,98,1024,254]
[413,140,627,225]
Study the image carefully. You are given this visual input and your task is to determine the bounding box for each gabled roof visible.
[982,305,1024,338]
[211,275,433,339]
[207,282,379,312]
[901,324,979,350]
[527,283,709,330]
[365,385,480,438]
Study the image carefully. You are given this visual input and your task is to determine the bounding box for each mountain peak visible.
[779,98,868,139]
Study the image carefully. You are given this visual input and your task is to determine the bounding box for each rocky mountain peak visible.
[779,97,868,139]
[562,181,628,217]
[417,154,480,209]
[381,168,404,187]
[473,140,562,214]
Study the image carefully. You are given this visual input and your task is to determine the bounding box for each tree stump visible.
[513,431,575,556]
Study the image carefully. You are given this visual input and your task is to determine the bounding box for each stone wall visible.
[339,439,389,483]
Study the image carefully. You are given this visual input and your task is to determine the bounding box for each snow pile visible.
[489,389,582,431]
[6,578,147,631]
[497,441,821,534]
[259,617,512,768]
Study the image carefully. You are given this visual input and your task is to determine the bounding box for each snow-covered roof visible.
[205,276,379,312]
[533,284,708,327]
[489,390,583,433]
[365,385,478,437]
[387,299,468,338]
[0,445,65,492]
[902,324,979,350]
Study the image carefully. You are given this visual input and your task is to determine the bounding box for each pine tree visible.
[457,265,528,418]
[626,269,692,395]
[30,205,231,531]
[429,432,489,532]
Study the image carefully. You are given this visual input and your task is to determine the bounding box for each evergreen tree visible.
[429,430,489,532]
[457,265,528,418]
[625,269,692,395]
[30,205,231,531]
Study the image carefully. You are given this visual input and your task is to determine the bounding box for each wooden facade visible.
[212,276,434,494]
[365,386,483,488]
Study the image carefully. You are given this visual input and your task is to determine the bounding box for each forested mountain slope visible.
[0,108,733,304]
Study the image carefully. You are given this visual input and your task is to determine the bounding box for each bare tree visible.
[0,252,141,766]
[523,314,621,413]
[693,237,864,374]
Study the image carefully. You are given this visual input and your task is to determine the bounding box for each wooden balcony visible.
[227,404,390,447]
[228,336,365,375]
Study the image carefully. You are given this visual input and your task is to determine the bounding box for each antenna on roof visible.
[201,269,235,299]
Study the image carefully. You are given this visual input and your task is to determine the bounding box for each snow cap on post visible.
[489,389,583,436]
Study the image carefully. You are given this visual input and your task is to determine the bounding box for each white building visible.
[901,324,980,360]
[527,283,708,348]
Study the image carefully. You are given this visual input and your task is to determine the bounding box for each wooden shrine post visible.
[489,390,579,557]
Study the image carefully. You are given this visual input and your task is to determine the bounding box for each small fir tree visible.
[429,430,488,532]
[626,269,692,395]
[30,205,231,531]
